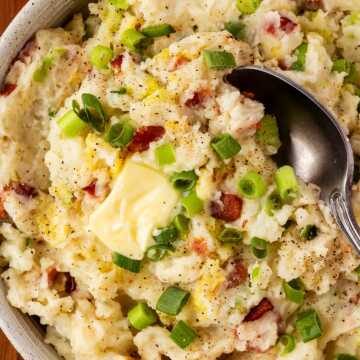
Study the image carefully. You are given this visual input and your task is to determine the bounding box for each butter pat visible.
[89,161,179,260]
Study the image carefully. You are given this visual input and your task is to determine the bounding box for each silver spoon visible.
[226,65,360,254]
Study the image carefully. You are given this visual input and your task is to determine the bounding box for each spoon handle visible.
[330,190,360,254]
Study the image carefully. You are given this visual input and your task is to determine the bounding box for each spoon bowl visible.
[226,65,360,253]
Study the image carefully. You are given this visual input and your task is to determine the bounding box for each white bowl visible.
[0,1,89,358]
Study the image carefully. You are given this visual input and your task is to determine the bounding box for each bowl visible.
[0,1,89,358]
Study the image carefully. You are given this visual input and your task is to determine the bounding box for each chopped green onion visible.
[236,0,261,14]
[251,237,268,259]
[181,191,204,217]
[156,286,190,315]
[300,225,318,240]
[25,237,34,247]
[333,354,358,360]
[238,171,267,199]
[283,279,305,304]
[332,59,351,74]
[211,133,241,160]
[155,143,176,166]
[203,50,236,70]
[170,321,197,349]
[153,225,178,244]
[112,252,141,273]
[89,45,113,70]
[111,87,127,95]
[218,227,244,244]
[291,42,308,71]
[224,21,246,40]
[354,264,360,275]
[264,191,282,216]
[57,110,88,137]
[33,57,53,82]
[145,244,174,262]
[173,214,190,235]
[141,24,175,37]
[251,266,261,281]
[275,165,299,202]
[256,115,281,152]
[109,0,130,10]
[171,170,198,192]
[105,121,134,148]
[278,334,296,356]
[127,303,157,330]
[295,309,322,343]
[121,28,149,52]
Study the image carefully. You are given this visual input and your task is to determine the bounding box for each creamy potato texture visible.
[1,0,360,359]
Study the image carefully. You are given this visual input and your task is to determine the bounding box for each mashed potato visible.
[0,0,360,359]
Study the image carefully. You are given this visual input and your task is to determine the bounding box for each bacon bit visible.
[47,267,59,288]
[185,89,210,108]
[128,126,165,153]
[111,55,124,70]
[280,16,297,34]
[83,181,97,197]
[191,238,208,256]
[64,273,77,294]
[17,39,36,63]
[4,182,37,198]
[0,83,16,97]
[210,193,243,222]
[244,298,274,322]
[168,56,190,72]
[278,59,289,71]
[265,23,276,35]
[226,259,248,289]
[242,91,255,99]
[0,196,6,220]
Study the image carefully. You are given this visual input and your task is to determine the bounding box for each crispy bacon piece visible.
[185,89,210,108]
[280,16,297,34]
[47,267,59,288]
[4,182,37,198]
[242,91,255,100]
[244,298,274,322]
[0,83,16,97]
[265,23,276,35]
[17,39,37,63]
[111,55,124,70]
[191,238,208,256]
[169,55,190,71]
[226,259,248,289]
[210,193,243,222]
[128,126,165,153]
[83,181,97,197]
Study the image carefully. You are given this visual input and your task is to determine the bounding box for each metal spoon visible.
[226,65,360,254]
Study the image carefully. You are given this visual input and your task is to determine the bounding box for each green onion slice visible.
[346,63,359,85]
[283,278,305,304]
[171,170,198,192]
[264,191,282,216]
[256,114,281,153]
[155,143,176,166]
[33,57,53,82]
[109,0,130,10]
[156,286,190,315]
[278,334,296,356]
[275,165,299,202]
[89,45,113,70]
[251,237,268,259]
[295,309,323,343]
[238,171,267,199]
[291,42,308,71]
[224,21,246,40]
[121,28,151,52]
[219,227,244,244]
[142,24,175,38]
[181,191,204,217]
[333,354,358,360]
[105,121,134,148]
[57,110,88,137]
[300,224,318,240]
[145,244,174,262]
[354,264,360,275]
[112,252,141,273]
[170,321,197,349]
[203,50,236,70]
[173,214,190,235]
[111,87,127,95]
[211,133,241,160]
[332,59,351,74]
[236,0,261,14]
[153,225,178,245]
[127,303,157,330]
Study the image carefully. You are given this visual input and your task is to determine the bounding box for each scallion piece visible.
[300,224,318,240]
[57,110,88,137]
[211,133,241,160]
[105,121,134,148]
[283,279,305,304]
[256,115,281,153]
[89,45,113,70]
[171,170,198,192]
[238,171,267,199]
[236,0,261,14]
[33,57,53,82]
[278,334,296,356]
[346,63,359,85]
[203,50,236,70]
[333,354,358,360]
[295,309,322,342]
[291,42,308,71]
[332,59,351,74]
[121,28,149,52]
[264,191,282,216]
[354,264,360,275]
[224,21,246,40]
[173,214,190,235]
[153,225,178,245]
[112,252,141,273]
[127,303,157,330]
[109,0,130,10]
[156,286,190,315]
[111,87,127,95]
[219,227,244,244]
[141,24,175,37]
[181,191,204,217]
[155,143,176,166]
[170,321,197,349]
[275,165,299,202]
[145,244,174,262]
[250,237,268,259]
